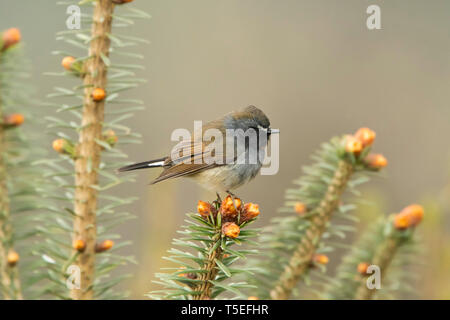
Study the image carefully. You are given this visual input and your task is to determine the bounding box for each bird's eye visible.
[248,125,268,132]
[257,125,269,132]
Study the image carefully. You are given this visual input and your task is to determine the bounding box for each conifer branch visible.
[246,128,387,300]
[354,205,423,300]
[0,142,22,299]
[149,196,261,300]
[270,160,353,299]
[0,68,18,300]
[71,0,115,300]
[324,204,423,300]
[354,238,398,300]
[0,30,24,300]
[42,0,148,300]
[192,233,223,300]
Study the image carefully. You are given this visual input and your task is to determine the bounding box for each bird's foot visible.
[226,190,236,198]
[213,192,222,209]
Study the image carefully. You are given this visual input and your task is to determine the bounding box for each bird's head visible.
[228,105,279,135]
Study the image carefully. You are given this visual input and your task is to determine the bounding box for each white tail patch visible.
[148,161,164,167]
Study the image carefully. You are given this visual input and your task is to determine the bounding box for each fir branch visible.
[192,234,223,300]
[70,0,115,300]
[0,30,24,300]
[245,128,387,300]
[0,28,40,300]
[270,160,353,300]
[324,204,423,300]
[354,238,398,300]
[354,205,423,300]
[149,196,261,300]
[0,81,21,299]
[41,0,149,299]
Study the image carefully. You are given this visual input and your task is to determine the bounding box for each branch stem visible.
[270,160,353,300]
[70,0,115,300]
[354,237,399,300]
[193,236,223,300]
[0,53,23,300]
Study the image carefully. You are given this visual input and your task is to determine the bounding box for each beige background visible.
[1,0,449,298]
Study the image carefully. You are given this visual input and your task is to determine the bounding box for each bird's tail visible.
[118,157,167,172]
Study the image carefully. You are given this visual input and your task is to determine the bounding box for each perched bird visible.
[118,106,278,193]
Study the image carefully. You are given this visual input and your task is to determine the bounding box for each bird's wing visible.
[152,117,244,184]
[151,137,233,184]
[151,162,217,184]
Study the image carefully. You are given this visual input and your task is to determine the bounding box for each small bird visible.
[118,106,278,193]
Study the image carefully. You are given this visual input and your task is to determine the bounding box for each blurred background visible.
[1,0,449,298]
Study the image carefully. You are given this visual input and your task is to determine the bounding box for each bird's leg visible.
[213,192,222,209]
[226,190,236,198]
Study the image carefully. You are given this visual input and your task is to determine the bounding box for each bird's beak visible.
[268,128,280,134]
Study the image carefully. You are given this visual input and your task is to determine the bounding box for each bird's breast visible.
[191,162,262,191]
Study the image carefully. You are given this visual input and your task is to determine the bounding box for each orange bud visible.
[104,129,118,141]
[220,195,241,218]
[61,56,76,71]
[354,127,376,148]
[393,213,410,230]
[73,239,86,252]
[223,253,230,258]
[92,88,106,102]
[177,266,187,277]
[52,139,66,153]
[7,250,19,266]
[234,198,242,210]
[402,204,424,225]
[103,129,118,147]
[95,240,114,253]
[313,254,329,265]
[197,200,213,218]
[400,204,424,227]
[2,28,21,50]
[248,296,259,300]
[364,153,388,170]
[357,262,370,275]
[393,204,424,230]
[3,113,25,127]
[241,203,260,222]
[345,136,363,154]
[294,202,307,215]
[222,222,240,238]
[52,138,76,158]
